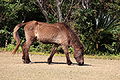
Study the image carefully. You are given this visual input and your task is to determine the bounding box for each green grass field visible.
[0,46,120,60]
[30,52,120,60]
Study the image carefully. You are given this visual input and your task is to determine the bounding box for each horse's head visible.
[74,47,84,65]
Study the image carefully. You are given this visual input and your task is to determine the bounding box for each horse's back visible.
[24,21,70,45]
[35,22,69,44]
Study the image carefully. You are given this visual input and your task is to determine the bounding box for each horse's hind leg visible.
[22,40,32,64]
[47,44,59,64]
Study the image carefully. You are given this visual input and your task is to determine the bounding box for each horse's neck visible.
[70,38,82,50]
[67,27,84,50]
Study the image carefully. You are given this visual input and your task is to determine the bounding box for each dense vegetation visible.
[0,0,120,55]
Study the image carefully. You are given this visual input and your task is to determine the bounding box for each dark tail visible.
[12,23,26,54]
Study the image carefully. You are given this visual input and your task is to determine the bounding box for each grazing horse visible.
[12,21,84,65]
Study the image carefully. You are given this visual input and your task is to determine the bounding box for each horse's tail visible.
[12,23,26,54]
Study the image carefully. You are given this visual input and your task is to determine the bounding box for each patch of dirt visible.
[0,52,120,80]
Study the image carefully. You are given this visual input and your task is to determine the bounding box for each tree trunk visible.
[56,0,63,22]
[81,0,91,9]
[36,0,49,22]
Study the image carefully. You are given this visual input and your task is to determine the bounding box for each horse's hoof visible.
[48,62,52,64]
[67,61,72,65]
[23,60,31,64]
[47,59,52,64]
[78,62,84,66]
[48,60,52,64]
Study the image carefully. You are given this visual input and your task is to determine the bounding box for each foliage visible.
[0,0,120,55]
[75,1,120,55]
[29,42,52,53]
[0,0,45,47]
[5,44,22,52]
[5,43,52,53]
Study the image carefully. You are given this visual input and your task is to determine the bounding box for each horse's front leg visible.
[22,41,32,64]
[47,45,58,64]
[62,45,72,65]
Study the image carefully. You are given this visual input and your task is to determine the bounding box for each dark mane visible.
[59,23,83,48]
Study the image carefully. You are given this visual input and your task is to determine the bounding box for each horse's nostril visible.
[78,62,84,66]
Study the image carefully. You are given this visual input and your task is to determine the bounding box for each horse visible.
[12,21,84,65]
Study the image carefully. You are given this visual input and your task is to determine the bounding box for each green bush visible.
[5,44,22,52]
[75,9,120,55]
[29,43,52,53]
[5,43,52,53]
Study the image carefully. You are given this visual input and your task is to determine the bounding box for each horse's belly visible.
[35,33,58,43]
[35,32,67,44]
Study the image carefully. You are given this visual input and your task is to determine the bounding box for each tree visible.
[56,0,63,22]
[36,0,49,22]
[0,0,120,54]
[35,0,82,23]
[75,0,120,54]
[0,0,45,47]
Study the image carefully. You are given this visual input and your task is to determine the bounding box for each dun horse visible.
[12,21,84,65]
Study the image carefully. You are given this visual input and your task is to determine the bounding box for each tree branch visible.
[36,0,49,22]
[81,0,91,9]
[64,0,74,22]
[56,0,63,22]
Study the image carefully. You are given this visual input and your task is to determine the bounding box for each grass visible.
[0,44,120,60]
[30,52,120,60]
[0,50,120,60]
[85,54,120,60]
[30,52,66,57]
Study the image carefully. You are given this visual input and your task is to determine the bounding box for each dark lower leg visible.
[62,45,72,65]
[65,53,72,65]
[47,45,58,64]
[22,49,31,64]
[22,42,31,64]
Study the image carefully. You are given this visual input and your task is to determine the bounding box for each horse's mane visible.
[61,23,84,48]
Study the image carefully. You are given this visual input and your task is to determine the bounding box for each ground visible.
[0,52,120,80]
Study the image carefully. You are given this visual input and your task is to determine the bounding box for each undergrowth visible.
[0,44,120,60]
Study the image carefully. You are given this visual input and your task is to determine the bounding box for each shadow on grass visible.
[31,61,91,66]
